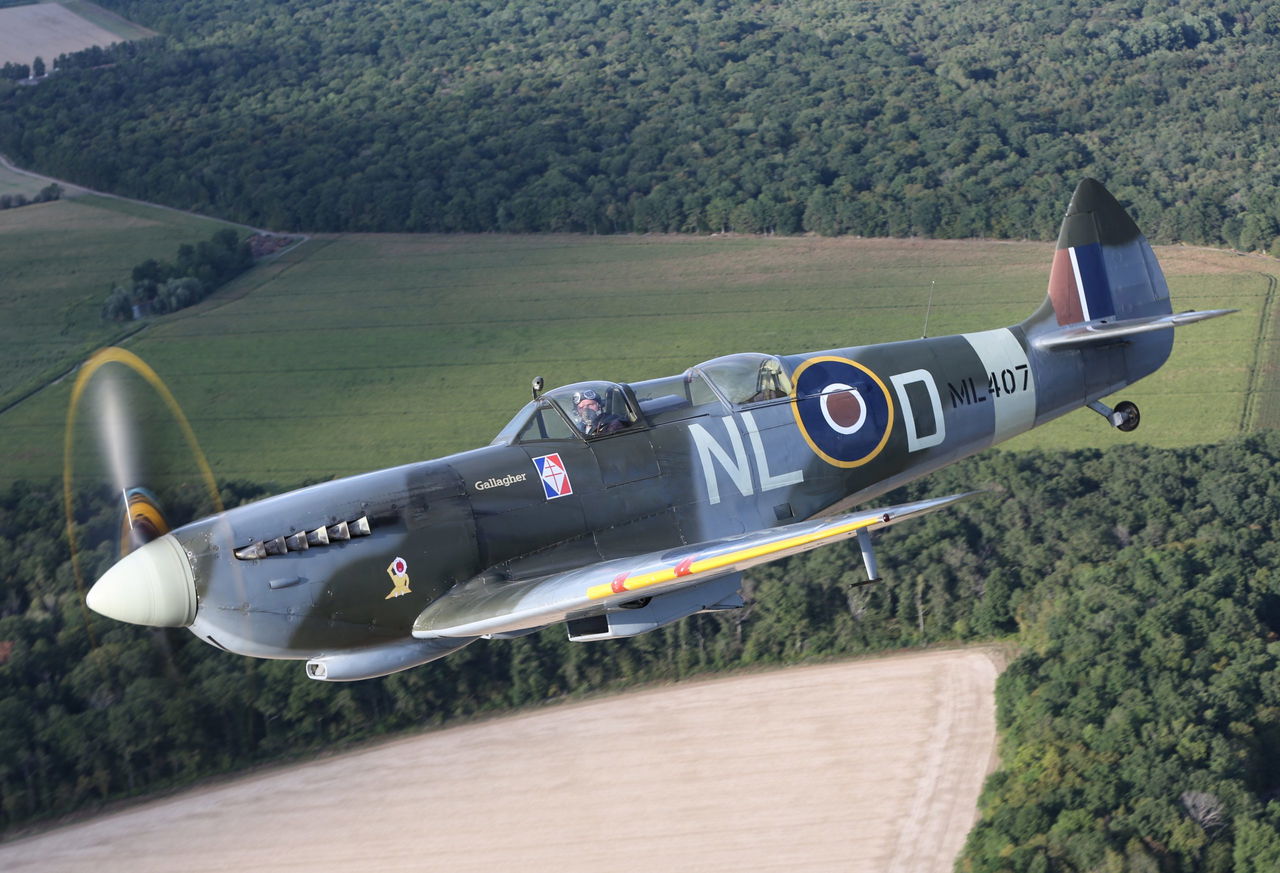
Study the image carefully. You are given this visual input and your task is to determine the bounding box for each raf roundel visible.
[819,382,867,434]
[791,356,895,468]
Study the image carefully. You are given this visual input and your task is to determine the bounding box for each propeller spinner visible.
[63,347,223,631]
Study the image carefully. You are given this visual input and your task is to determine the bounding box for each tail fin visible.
[1023,179,1233,351]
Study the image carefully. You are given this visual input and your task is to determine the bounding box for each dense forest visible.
[4,436,1280,871]
[0,0,1278,247]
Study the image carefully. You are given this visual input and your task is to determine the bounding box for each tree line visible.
[0,0,1277,249]
[5,434,1280,871]
[0,182,60,211]
[2,57,46,81]
[101,227,252,320]
[1,63,30,82]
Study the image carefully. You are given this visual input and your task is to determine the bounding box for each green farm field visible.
[0,226,1269,489]
[0,193,234,412]
[0,160,57,199]
[54,0,158,41]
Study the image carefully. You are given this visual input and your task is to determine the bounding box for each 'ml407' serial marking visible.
[948,365,1030,407]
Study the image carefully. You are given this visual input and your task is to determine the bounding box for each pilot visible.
[748,360,790,403]
[573,388,626,436]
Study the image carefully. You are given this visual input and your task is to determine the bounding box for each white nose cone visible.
[87,534,197,627]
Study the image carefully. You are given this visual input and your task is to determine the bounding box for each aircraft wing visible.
[412,491,984,640]
[1032,308,1236,350]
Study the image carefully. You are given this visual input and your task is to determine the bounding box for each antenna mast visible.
[921,280,936,338]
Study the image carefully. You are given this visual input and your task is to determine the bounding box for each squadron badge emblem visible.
[385,556,412,599]
[533,453,573,499]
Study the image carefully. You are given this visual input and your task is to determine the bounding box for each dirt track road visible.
[0,648,1000,873]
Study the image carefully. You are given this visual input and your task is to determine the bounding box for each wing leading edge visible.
[412,490,985,640]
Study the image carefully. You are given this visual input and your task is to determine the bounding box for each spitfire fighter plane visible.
[83,180,1232,680]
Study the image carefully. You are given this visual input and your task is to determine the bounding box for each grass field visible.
[0,1,154,68]
[0,194,233,413]
[0,162,60,199]
[55,0,156,40]
[0,224,1269,488]
[1248,270,1280,432]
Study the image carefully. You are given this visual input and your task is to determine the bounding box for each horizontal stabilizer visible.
[1033,308,1237,351]
[413,490,985,640]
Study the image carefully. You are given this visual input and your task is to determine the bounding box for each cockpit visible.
[491,354,794,445]
[491,381,640,445]
[695,353,793,405]
[629,353,794,423]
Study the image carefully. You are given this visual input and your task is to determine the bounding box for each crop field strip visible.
[54,0,157,40]
[0,195,233,412]
[0,650,999,873]
[0,221,1268,487]
[0,0,153,67]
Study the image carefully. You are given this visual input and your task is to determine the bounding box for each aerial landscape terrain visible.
[0,651,1001,872]
[0,1,153,72]
[3,2,1280,873]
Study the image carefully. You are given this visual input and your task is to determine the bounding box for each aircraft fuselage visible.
[177,318,1161,660]
[85,179,1231,680]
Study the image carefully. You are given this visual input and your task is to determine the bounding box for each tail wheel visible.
[1114,400,1140,432]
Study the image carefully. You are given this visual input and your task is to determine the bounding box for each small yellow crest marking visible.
[385,556,412,599]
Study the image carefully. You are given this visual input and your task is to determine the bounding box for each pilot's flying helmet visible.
[573,388,602,426]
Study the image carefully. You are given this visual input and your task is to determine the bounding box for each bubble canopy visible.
[492,354,793,445]
[491,381,639,444]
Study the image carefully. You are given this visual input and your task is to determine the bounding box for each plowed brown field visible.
[0,3,151,68]
[0,648,1000,873]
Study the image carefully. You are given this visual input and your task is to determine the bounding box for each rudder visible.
[1024,178,1172,336]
